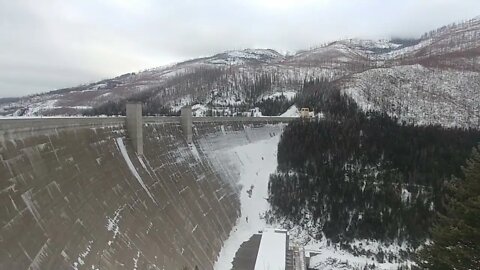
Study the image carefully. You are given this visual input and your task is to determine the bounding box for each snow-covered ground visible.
[343,65,480,129]
[206,49,283,65]
[254,228,287,270]
[213,134,281,270]
[207,125,414,270]
[280,105,300,117]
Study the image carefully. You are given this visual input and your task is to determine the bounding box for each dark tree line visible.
[266,79,480,248]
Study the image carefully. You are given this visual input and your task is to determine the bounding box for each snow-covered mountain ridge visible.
[342,64,480,129]
[2,16,480,128]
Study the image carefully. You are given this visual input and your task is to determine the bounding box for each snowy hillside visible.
[342,65,480,129]
[211,134,281,270]
[203,49,284,65]
[1,16,480,129]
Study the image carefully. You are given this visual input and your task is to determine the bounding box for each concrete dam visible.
[0,108,292,270]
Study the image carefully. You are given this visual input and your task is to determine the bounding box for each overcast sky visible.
[0,0,479,97]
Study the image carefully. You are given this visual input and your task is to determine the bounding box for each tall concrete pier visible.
[181,106,193,143]
[126,102,143,155]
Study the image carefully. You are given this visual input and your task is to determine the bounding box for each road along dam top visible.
[0,116,291,270]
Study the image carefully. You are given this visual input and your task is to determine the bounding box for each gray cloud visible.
[0,0,479,97]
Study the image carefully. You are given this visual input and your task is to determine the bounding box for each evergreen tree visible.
[417,146,480,269]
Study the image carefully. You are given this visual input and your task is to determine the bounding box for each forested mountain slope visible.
[265,80,480,268]
[1,16,479,130]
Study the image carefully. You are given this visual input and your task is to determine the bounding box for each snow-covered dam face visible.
[0,119,285,270]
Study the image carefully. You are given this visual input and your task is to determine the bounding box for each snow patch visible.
[115,137,157,204]
[106,205,125,245]
[254,228,287,270]
[192,104,208,117]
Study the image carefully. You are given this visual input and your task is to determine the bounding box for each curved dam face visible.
[0,118,286,270]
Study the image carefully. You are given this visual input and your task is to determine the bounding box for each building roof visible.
[254,228,287,270]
